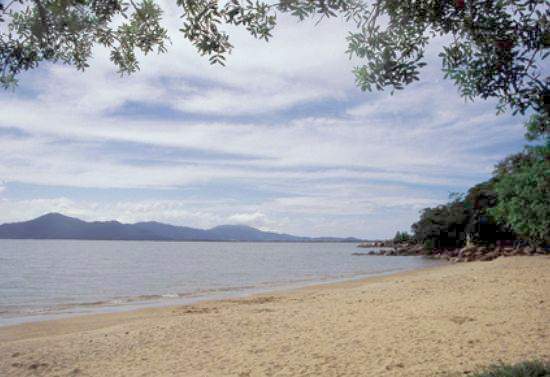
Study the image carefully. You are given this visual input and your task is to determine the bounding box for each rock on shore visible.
[354,243,548,262]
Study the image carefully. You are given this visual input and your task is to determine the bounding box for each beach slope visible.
[1,256,549,376]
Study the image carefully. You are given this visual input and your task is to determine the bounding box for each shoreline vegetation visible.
[356,140,549,264]
[1,256,548,377]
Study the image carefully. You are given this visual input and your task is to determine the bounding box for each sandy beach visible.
[1,256,549,377]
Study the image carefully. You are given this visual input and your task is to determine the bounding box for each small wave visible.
[191,285,257,295]
[77,301,110,307]
[124,294,164,302]
[1,270,421,321]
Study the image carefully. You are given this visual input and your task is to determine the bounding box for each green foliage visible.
[469,360,550,377]
[0,0,169,86]
[1,0,548,117]
[411,179,522,250]
[411,195,470,250]
[463,180,516,244]
[410,143,549,251]
[0,0,366,87]
[178,0,278,66]
[344,0,549,115]
[393,230,412,244]
[490,145,550,247]
[525,113,550,142]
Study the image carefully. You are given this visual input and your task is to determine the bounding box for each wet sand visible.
[1,256,549,376]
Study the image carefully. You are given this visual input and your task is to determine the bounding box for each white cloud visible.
[0,90,523,190]
[0,7,530,238]
[9,9,357,120]
[0,198,79,222]
[228,211,266,223]
[226,212,280,230]
[0,132,483,190]
[0,191,439,238]
[172,86,343,116]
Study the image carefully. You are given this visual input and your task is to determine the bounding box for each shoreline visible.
[0,257,449,329]
[1,256,549,376]
[0,258,445,328]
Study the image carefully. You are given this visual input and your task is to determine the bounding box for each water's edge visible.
[0,240,447,327]
[0,261,445,327]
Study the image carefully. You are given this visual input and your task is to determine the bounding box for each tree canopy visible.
[490,145,550,247]
[410,142,549,250]
[411,194,470,250]
[1,0,548,117]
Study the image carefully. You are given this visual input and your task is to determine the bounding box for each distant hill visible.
[0,213,363,242]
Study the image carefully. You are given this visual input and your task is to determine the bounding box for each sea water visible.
[0,240,445,326]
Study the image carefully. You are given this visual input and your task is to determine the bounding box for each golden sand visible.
[1,256,549,377]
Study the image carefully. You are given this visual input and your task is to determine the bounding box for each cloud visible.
[0,198,79,221]
[226,212,277,229]
[0,7,529,238]
[0,198,222,228]
[0,91,523,190]
[0,189,440,238]
[172,86,343,116]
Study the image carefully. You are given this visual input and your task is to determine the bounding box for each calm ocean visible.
[0,240,445,326]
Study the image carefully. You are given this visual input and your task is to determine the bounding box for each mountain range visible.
[0,213,362,242]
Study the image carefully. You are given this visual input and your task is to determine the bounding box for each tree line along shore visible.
[357,141,549,263]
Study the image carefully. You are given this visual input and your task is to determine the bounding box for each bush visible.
[464,180,516,245]
[470,360,550,377]
[412,196,470,250]
[490,145,550,248]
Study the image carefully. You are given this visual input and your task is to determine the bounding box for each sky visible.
[0,3,529,238]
